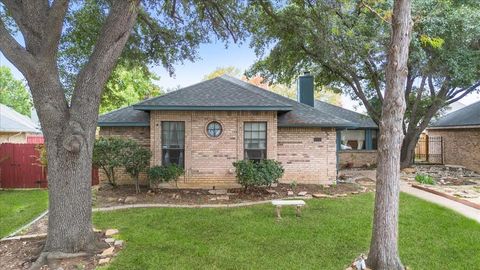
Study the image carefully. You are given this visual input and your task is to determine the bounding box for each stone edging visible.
[0,210,49,241]
[411,184,480,210]
[92,196,317,212]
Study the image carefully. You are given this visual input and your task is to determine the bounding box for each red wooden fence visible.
[0,143,99,188]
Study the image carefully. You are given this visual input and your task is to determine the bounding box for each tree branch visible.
[0,18,38,77]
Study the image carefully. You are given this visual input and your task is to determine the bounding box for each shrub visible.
[415,174,435,185]
[233,159,284,190]
[148,164,184,189]
[93,137,128,186]
[122,140,152,194]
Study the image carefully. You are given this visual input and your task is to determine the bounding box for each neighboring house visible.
[98,73,376,188]
[314,100,378,168]
[0,104,42,144]
[427,101,480,173]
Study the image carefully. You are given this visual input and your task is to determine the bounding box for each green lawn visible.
[0,189,48,238]
[94,193,480,270]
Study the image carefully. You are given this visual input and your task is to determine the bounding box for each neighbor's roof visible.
[98,75,355,128]
[430,101,480,128]
[314,100,378,129]
[0,104,41,133]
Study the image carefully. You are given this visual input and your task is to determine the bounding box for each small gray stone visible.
[287,191,294,197]
[98,258,110,265]
[105,229,119,237]
[266,189,278,195]
[216,195,230,201]
[298,191,308,196]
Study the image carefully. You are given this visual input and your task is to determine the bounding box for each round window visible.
[207,121,222,138]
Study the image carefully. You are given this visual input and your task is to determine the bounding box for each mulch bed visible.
[95,183,364,207]
[0,231,114,270]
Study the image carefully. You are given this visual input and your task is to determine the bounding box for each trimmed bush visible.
[233,159,284,190]
[415,174,435,185]
[122,140,152,194]
[148,164,185,188]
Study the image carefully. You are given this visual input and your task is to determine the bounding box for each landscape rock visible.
[114,240,124,247]
[208,189,227,195]
[101,247,115,257]
[105,229,119,237]
[297,191,308,196]
[216,195,230,201]
[402,167,416,174]
[106,197,116,202]
[98,258,110,265]
[124,196,137,204]
[117,197,125,203]
[266,189,278,195]
[312,193,332,198]
[287,191,294,197]
[172,193,180,199]
[104,238,115,244]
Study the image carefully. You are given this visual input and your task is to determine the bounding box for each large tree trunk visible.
[367,0,412,269]
[400,131,420,169]
[44,124,96,252]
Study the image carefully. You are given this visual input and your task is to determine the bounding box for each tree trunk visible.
[44,131,96,252]
[367,0,412,269]
[400,131,420,169]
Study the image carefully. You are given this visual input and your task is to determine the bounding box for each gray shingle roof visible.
[0,104,41,133]
[430,101,480,128]
[314,100,378,129]
[98,106,149,126]
[98,75,355,128]
[133,77,292,111]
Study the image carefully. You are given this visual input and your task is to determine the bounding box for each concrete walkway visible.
[400,181,480,223]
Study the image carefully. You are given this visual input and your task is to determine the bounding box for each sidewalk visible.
[400,181,480,223]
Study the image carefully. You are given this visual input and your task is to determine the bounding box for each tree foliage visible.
[246,0,480,166]
[0,66,31,116]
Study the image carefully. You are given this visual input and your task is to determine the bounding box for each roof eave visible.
[98,122,150,127]
[132,105,292,111]
[428,124,480,129]
[278,123,358,128]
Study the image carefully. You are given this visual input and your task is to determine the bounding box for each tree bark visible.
[400,131,420,169]
[367,0,412,269]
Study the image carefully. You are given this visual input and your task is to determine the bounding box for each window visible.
[244,122,267,161]
[340,130,366,150]
[161,121,185,167]
[206,121,222,138]
[371,129,378,150]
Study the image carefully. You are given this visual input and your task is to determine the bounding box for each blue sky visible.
[1,37,479,113]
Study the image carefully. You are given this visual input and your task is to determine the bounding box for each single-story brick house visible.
[98,73,377,188]
[427,101,480,173]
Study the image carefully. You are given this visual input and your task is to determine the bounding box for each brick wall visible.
[150,111,277,188]
[99,112,342,188]
[428,128,480,173]
[277,127,337,185]
[338,150,377,168]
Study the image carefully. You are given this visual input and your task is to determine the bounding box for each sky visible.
[1,38,479,114]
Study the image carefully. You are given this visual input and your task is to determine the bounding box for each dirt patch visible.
[95,183,365,208]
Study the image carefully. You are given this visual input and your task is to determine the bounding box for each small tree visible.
[122,140,152,194]
[92,137,126,186]
[148,164,185,189]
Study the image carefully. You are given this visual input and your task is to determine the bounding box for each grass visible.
[0,189,48,238]
[94,193,480,270]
